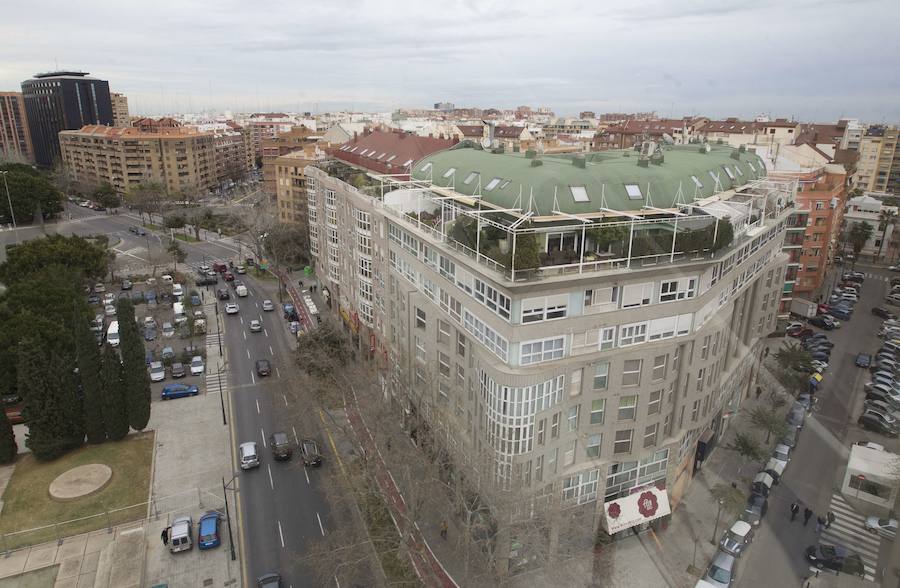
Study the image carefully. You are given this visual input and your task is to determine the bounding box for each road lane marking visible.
[239,316,243,325]
[246,349,251,360]
[251,371,256,385]
[268,464,275,490]
[255,302,259,309]
[304,468,310,485]
[282,393,288,407]
[316,512,325,536]
[255,398,260,414]
[292,426,299,445]
[276,367,281,378]
[261,428,267,447]
[277,520,285,548]
[269,345,274,356]
[242,331,246,341]
[264,328,269,337]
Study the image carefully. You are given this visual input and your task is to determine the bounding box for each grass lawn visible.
[0,432,154,549]
[174,233,200,243]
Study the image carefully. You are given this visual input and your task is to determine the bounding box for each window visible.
[691,399,700,421]
[457,331,466,356]
[747,160,756,172]
[618,395,637,420]
[499,180,511,189]
[643,423,658,448]
[415,308,426,329]
[735,165,744,177]
[548,448,558,474]
[614,429,633,454]
[647,390,662,415]
[439,352,451,377]
[570,369,582,397]
[551,412,560,438]
[648,316,676,341]
[567,405,580,431]
[691,175,703,189]
[438,320,451,344]
[419,162,433,173]
[464,171,479,185]
[652,355,668,381]
[485,177,502,191]
[456,364,465,386]
[593,363,609,390]
[584,286,618,311]
[536,419,545,445]
[564,440,576,466]
[535,455,543,481]
[624,184,643,199]
[415,336,426,362]
[700,335,710,360]
[590,399,605,425]
[622,359,642,386]
[521,294,568,323]
[600,327,616,350]
[570,186,589,202]
[659,278,697,302]
[442,167,456,178]
[586,434,602,458]
[621,283,652,308]
[619,322,647,347]
[676,314,692,336]
[520,337,565,365]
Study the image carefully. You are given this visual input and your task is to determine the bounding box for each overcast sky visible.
[2,0,899,122]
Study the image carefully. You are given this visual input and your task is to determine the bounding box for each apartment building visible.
[212,127,253,186]
[245,113,299,158]
[274,145,320,224]
[595,118,697,150]
[261,125,318,196]
[110,92,129,127]
[59,118,216,195]
[843,194,898,259]
[306,142,793,566]
[0,92,33,162]
[856,126,899,194]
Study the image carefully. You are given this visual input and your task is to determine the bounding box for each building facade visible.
[110,92,129,128]
[261,125,319,196]
[274,146,320,224]
[307,143,793,564]
[212,127,253,186]
[59,118,216,195]
[855,126,899,194]
[843,194,898,260]
[20,71,113,166]
[0,92,33,163]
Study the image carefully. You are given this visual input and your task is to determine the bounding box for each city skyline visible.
[2,0,899,122]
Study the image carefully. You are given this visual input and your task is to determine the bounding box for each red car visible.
[223,272,235,282]
[212,262,227,273]
[787,327,814,339]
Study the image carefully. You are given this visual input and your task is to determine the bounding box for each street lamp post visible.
[711,499,724,545]
[0,171,19,244]
[222,475,238,562]
[217,358,227,426]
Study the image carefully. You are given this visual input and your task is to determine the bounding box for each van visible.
[239,442,260,469]
[107,321,120,347]
[169,516,193,553]
[235,284,248,297]
[173,302,187,325]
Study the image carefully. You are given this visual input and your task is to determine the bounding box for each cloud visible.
[1,0,898,121]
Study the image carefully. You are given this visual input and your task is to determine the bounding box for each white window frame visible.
[621,283,653,309]
[599,327,616,351]
[520,336,565,366]
[622,359,642,387]
[521,294,568,323]
[593,362,609,390]
[618,395,638,421]
[618,322,648,347]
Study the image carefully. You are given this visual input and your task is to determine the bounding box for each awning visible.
[602,486,671,534]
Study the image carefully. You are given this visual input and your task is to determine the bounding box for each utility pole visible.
[222,476,237,561]
[0,171,19,244]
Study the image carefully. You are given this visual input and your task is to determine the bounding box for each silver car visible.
[865,517,897,540]
[149,361,165,382]
[719,520,754,557]
[703,550,738,587]
[262,299,275,312]
[239,442,260,469]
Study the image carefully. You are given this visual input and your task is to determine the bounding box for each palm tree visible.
[878,209,897,261]
[774,342,812,374]
[849,221,874,267]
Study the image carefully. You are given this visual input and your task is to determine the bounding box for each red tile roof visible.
[330,130,456,176]
[456,125,484,137]
[494,125,525,138]
[699,120,761,133]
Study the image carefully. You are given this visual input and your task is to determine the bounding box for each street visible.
[739,264,898,587]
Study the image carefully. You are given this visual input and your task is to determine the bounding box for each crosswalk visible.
[817,492,881,582]
[860,272,890,282]
[204,332,227,396]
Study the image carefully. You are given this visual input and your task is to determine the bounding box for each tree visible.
[129,181,166,225]
[164,213,186,230]
[0,163,63,223]
[264,222,310,269]
[101,345,129,441]
[0,408,15,464]
[849,221,874,260]
[710,483,746,517]
[879,209,897,260]
[748,406,789,444]
[726,432,765,463]
[167,239,187,270]
[774,342,812,374]
[0,234,110,286]
[714,216,735,251]
[19,335,84,460]
[510,231,541,271]
[586,224,628,253]
[117,298,150,431]
[92,183,121,210]
[76,311,106,444]
[296,321,353,380]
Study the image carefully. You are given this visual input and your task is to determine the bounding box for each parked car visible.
[149,361,165,382]
[190,293,201,306]
[788,327,814,339]
[235,265,246,274]
[863,399,897,419]
[104,304,116,317]
[751,471,775,497]
[169,516,193,553]
[257,573,282,588]
[223,272,235,282]
[121,279,133,290]
[741,493,768,526]
[702,550,738,587]
[858,410,899,437]
[190,356,204,376]
[300,439,322,467]
[162,322,175,338]
[197,511,221,550]
[144,325,157,341]
[865,517,897,541]
[240,441,260,469]
[809,316,834,330]
[772,444,791,466]
[171,362,186,378]
[805,544,865,577]
[786,406,805,430]
[270,432,293,460]
[866,390,900,412]
[162,346,176,361]
[719,521,754,557]
[161,383,200,400]
[830,308,852,321]
[255,359,271,376]
[262,299,275,312]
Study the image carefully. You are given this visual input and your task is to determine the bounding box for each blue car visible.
[144,289,157,303]
[830,308,852,321]
[197,511,221,549]
[161,384,199,400]
[191,294,201,306]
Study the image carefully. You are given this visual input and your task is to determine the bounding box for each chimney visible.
[353,131,358,142]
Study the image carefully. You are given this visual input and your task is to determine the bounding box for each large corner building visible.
[305,140,795,569]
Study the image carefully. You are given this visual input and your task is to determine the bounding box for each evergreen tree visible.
[76,312,106,444]
[101,345,129,441]
[0,407,16,464]
[19,336,84,460]
[116,298,151,430]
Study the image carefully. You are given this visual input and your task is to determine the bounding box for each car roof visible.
[272,432,288,442]
[172,516,191,528]
[729,520,752,535]
[711,550,736,568]
[199,511,219,526]
[240,441,257,451]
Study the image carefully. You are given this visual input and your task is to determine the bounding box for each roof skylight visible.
[499,180,511,190]
[691,175,703,189]
[723,166,735,180]
[747,161,756,172]
[443,167,457,179]
[735,166,744,176]
[386,155,397,162]
[708,170,719,184]
[485,178,502,191]
[464,172,479,185]
[624,184,643,199]
[378,152,387,159]
[570,186,589,202]
[420,162,432,173]
[403,159,414,167]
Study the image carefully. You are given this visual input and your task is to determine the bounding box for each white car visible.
[161,274,174,285]
[249,319,262,332]
[225,302,239,314]
[103,292,116,305]
[149,361,166,382]
[173,283,184,298]
[811,360,828,372]
[856,441,885,451]
[162,322,175,338]
[262,299,275,312]
[190,356,204,376]
[104,304,117,317]
[866,517,897,540]
[786,321,804,331]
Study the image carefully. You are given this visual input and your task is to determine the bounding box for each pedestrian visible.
[299,280,304,288]
[803,507,813,526]
[386,438,391,452]
[815,516,825,535]
[764,347,769,358]
[440,519,448,540]
[756,386,762,400]
[790,502,800,522]
[827,511,835,528]
[161,527,169,545]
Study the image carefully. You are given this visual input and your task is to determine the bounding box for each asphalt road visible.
[217,272,333,587]
[738,264,897,587]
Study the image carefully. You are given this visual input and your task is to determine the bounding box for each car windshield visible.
[708,564,731,582]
